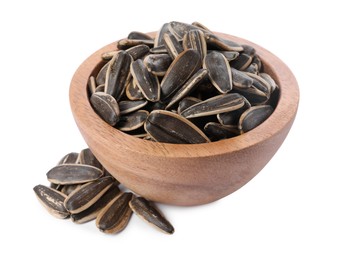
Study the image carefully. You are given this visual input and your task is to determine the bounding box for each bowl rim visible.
[69,31,299,159]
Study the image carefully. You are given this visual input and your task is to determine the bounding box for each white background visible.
[1,0,336,259]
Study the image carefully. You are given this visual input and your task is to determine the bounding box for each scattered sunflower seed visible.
[129,197,174,234]
[96,192,134,234]
[33,185,69,219]
[47,164,103,185]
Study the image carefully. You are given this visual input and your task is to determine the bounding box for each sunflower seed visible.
[64,176,115,214]
[145,110,210,144]
[115,110,149,131]
[205,33,244,52]
[61,184,80,196]
[125,79,144,100]
[231,68,254,89]
[90,92,120,126]
[182,29,207,60]
[96,62,109,85]
[88,76,96,95]
[127,31,153,40]
[252,55,262,70]
[246,72,271,96]
[58,152,79,165]
[96,192,134,234]
[129,197,174,234]
[231,53,252,71]
[119,100,148,115]
[125,44,150,60]
[33,185,69,219]
[204,122,240,140]
[177,97,201,114]
[217,97,251,125]
[168,21,204,40]
[244,63,259,74]
[191,21,212,33]
[79,148,102,169]
[101,50,118,61]
[47,164,103,185]
[204,51,232,93]
[180,93,245,118]
[71,185,120,224]
[154,23,170,47]
[234,86,269,105]
[161,49,201,99]
[95,84,105,93]
[130,59,160,102]
[163,32,184,59]
[105,51,132,100]
[143,53,172,76]
[117,39,154,50]
[238,105,274,133]
[260,72,278,92]
[150,45,168,54]
[242,44,256,57]
[166,68,208,109]
[215,51,240,61]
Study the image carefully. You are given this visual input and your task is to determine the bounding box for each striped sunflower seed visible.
[204,122,240,141]
[163,32,184,59]
[204,51,232,93]
[231,68,254,89]
[182,29,207,61]
[125,79,144,101]
[165,68,208,109]
[130,59,160,102]
[90,92,120,126]
[205,33,244,52]
[145,110,210,144]
[119,100,148,115]
[64,176,115,214]
[154,23,170,47]
[79,148,102,169]
[115,110,149,132]
[96,62,109,85]
[129,197,174,234]
[127,31,153,40]
[71,185,120,224]
[96,192,134,234]
[180,93,245,119]
[161,49,201,99]
[47,164,103,185]
[105,51,132,100]
[58,152,79,165]
[143,53,172,76]
[117,39,154,50]
[177,97,201,114]
[168,21,205,40]
[238,105,274,133]
[33,185,69,219]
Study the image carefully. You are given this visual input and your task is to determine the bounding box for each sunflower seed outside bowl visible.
[96,192,134,234]
[47,164,103,185]
[64,176,115,214]
[33,185,69,219]
[129,197,174,234]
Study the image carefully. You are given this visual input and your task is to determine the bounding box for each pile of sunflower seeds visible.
[33,148,174,234]
[89,21,279,143]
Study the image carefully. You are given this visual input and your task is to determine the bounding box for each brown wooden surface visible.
[69,32,299,206]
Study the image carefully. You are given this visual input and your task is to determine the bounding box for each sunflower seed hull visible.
[33,185,69,219]
[47,164,103,185]
[129,197,174,234]
[96,192,134,234]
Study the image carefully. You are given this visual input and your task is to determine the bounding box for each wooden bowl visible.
[69,32,299,206]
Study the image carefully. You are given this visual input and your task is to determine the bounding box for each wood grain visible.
[69,32,299,206]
